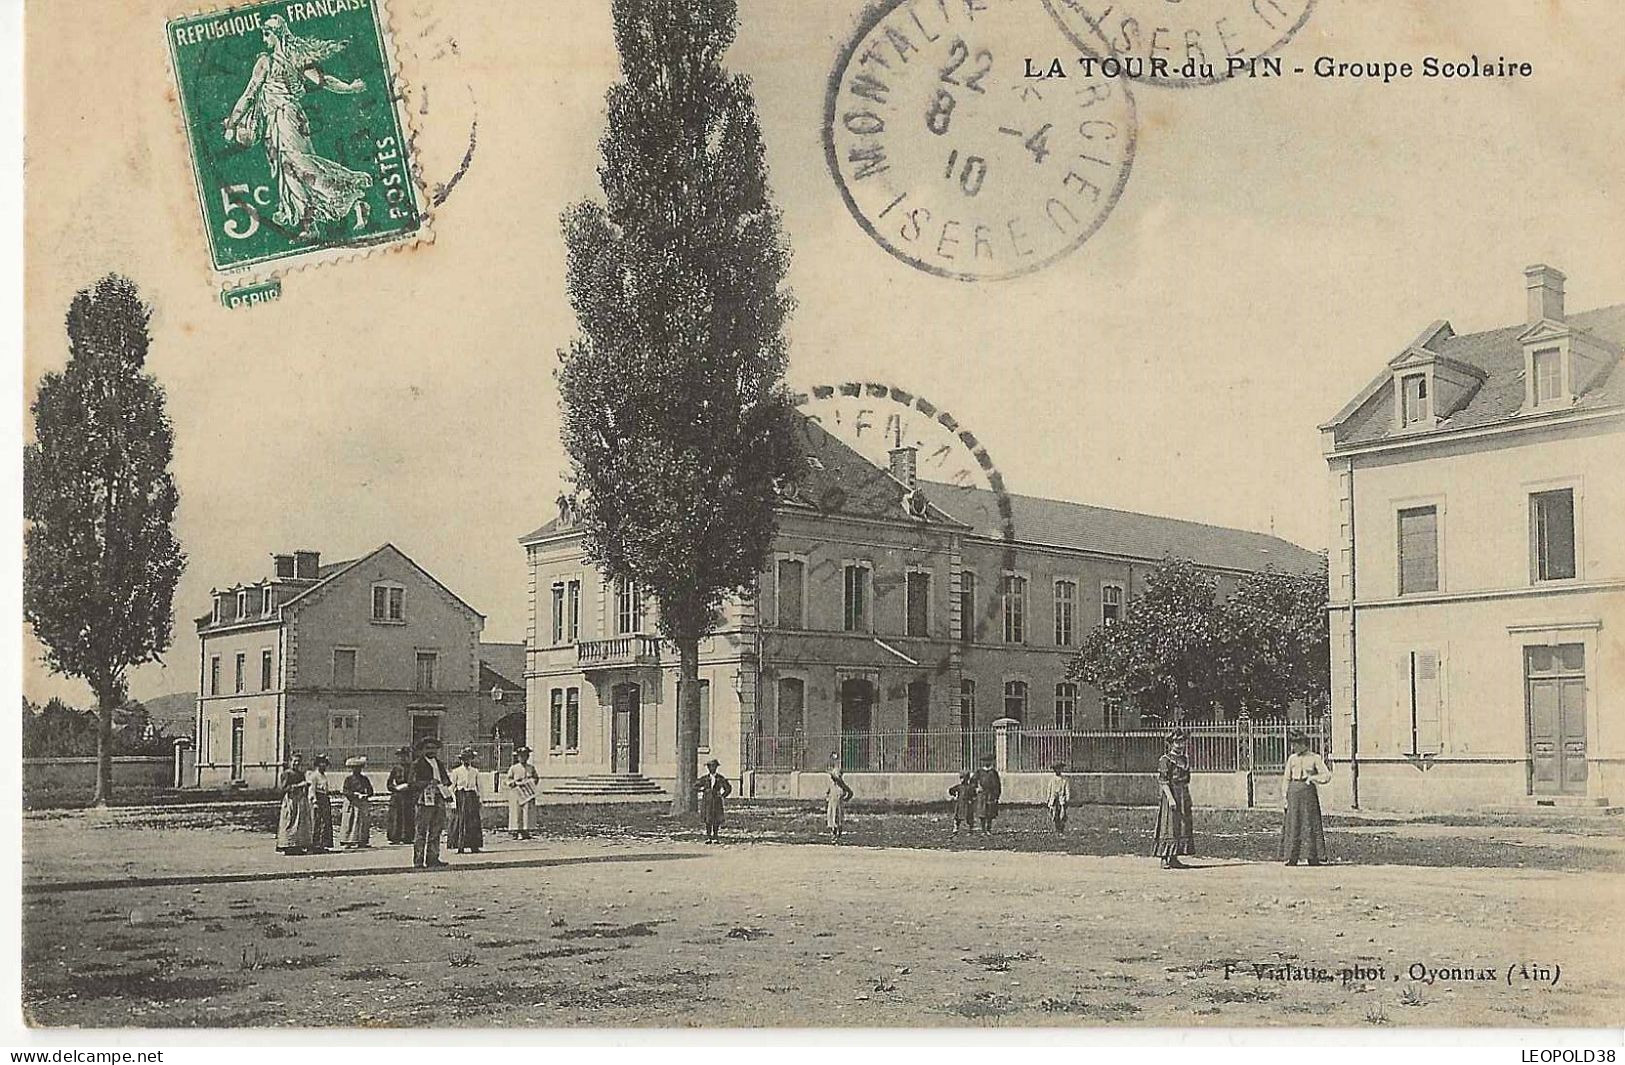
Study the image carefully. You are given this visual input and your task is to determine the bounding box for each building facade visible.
[193,544,509,788]
[1322,265,1624,810]
[521,417,1319,790]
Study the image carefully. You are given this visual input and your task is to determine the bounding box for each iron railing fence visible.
[286,741,517,771]
[745,718,1330,775]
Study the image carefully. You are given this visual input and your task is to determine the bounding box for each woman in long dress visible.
[446,747,484,854]
[307,754,335,853]
[385,746,415,845]
[276,753,313,855]
[1280,730,1332,866]
[1153,729,1195,869]
[340,757,373,848]
[221,14,373,239]
[825,756,854,843]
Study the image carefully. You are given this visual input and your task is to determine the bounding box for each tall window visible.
[565,687,580,750]
[776,559,804,629]
[905,570,931,637]
[234,653,245,694]
[1403,649,1443,756]
[1001,574,1026,643]
[1002,680,1028,721]
[959,679,976,731]
[549,689,564,750]
[697,680,712,749]
[262,587,277,616]
[212,598,223,625]
[1401,373,1429,426]
[1054,579,1076,646]
[411,713,441,749]
[958,571,976,643]
[842,564,870,632]
[372,584,404,621]
[332,649,356,689]
[777,677,805,735]
[550,583,565,643]
[236,590,249,619]
[261,649,273,690]
[566,580,581,642]
[1530,488,1576,581]
[1532,348,1563,405]
[907,679,931,732]
[209,655,220,695]
[1054,682,1078,728]
[1101,584,1124,624]
[615,578,643,635]
[415,652,438,691]
[1397,505,1439,594]
[1102,698,1124,730]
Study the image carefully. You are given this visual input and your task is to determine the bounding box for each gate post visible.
[1236,713,1253,773]
[992,718,1020,773]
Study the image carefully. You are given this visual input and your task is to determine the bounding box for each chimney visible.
[888,445,917,488]
[293,550,320,580]
[1524,264,1565,323]
[273,553,295,579]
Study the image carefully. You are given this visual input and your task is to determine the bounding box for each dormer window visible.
[1531,348,1563,406]
[1400,373,1429,426]
[262,586,277,616]
[212,596,224,624]
[236,590,249,618]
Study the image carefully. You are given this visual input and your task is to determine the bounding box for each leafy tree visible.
[22,696,98,758]
[23,275,186,805]
[1068,557,1330,722]
[558,0,800,813]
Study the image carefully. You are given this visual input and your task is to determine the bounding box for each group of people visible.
[276,738,544,870]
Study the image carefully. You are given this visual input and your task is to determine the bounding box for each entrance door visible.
[839,679,875,769]
[612,683,641,774]
[229,718,246,781]
[1527,644,1587,795]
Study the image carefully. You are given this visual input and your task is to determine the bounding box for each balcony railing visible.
[576,635,662,669]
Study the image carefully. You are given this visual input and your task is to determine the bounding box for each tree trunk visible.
[92,685,116,807]
[670,637,700,816]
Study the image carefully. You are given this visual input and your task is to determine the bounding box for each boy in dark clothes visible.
[948,772,977,833]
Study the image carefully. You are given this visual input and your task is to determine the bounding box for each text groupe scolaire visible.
[1030,54,1534,84]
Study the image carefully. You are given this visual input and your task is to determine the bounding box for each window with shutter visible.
[1402,649,1444,755]
[776,559,804,629]
[1397,506,1439,594]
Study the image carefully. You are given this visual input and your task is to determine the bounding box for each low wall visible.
[744,770,1260,808]
[23,757,174,802]
[1326,759,1532,812]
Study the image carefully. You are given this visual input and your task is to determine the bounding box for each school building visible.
[520,414,1319,797]
[1321,264,1624,810]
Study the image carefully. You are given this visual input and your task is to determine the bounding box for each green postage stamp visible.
[166,0,425,275]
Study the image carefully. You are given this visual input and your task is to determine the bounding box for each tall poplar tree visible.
[558,0,800,814]
[24,275,186,805]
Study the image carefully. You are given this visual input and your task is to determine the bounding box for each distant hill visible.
[139,692,196,738]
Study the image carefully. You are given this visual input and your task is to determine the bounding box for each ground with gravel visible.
[21,802,1624,1028]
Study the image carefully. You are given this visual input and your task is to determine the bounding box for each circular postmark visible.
[824,0,1137,282]
[1041,0,1316,89]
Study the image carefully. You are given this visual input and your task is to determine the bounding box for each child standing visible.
[1045,762,1070,833]
[825,756,854,843]
[948,772,977,834]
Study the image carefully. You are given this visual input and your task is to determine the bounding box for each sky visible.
[21,0,1625,706]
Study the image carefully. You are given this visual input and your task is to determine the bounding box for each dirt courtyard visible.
[20,803,1625,1028]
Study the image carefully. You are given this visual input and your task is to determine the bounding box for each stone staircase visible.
[546,774,667,798]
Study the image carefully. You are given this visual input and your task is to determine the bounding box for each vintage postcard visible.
[12,0,1625,1046]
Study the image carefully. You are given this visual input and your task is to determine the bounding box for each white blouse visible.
[450,763,481,791]
[1283,750,1332,785]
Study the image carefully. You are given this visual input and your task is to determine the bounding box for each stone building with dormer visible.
[193,544,512,788]
[1321,265,1624,810]
[520,416,1318,794]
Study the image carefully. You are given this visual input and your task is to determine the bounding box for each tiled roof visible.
[919,480,1321,573]
[1332,303,1625,446]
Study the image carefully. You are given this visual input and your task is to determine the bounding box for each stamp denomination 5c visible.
[825,0,1136,282]
[166,0,426,274]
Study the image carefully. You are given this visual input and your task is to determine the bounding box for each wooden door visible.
[230,718,245,781]
[840,679,874,769]
[612,684,640,774]
[1527,645,1586,795]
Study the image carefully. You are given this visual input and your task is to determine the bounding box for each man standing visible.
[506,746,540,840]
[1045,762,1070,833]
[411,736,453,869]
[694,758,732,844]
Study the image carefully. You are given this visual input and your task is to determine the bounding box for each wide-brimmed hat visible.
[513,746,532,757]
[345,756,367,768]
[979,753,995,766]
[1165,728,1188,744]
[459,746,478,761]
[313,754,330,766]
[394,746,412,758]
[417,736,442,750]
[704,758,720,768]
[1051,762,1067,772]
[1287,729,1310,746]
